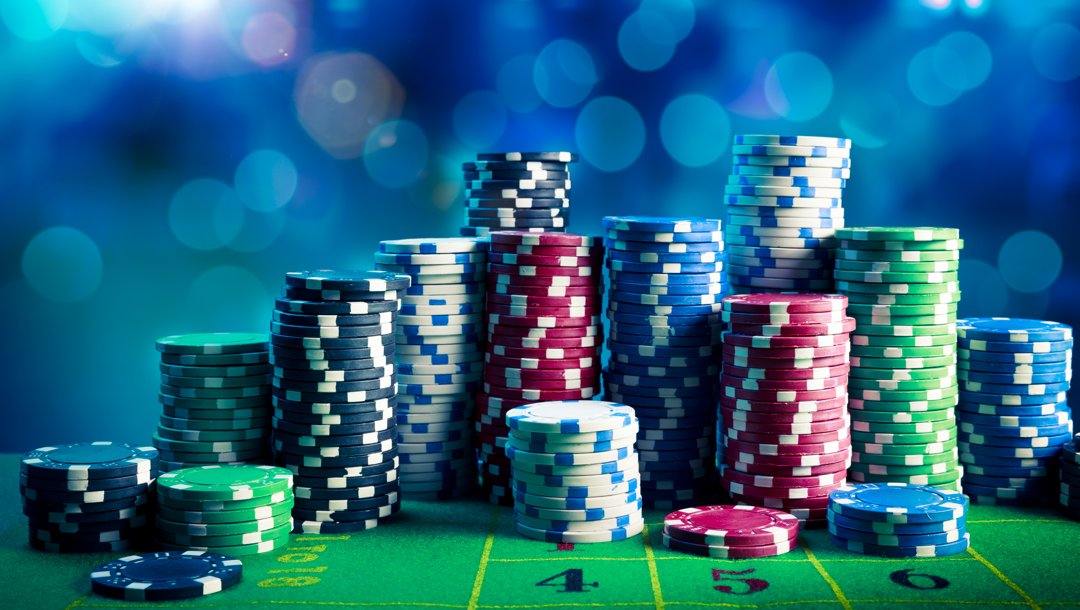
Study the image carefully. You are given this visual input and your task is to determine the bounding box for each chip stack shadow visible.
[155,333,272,471]
[375,238,488,499]
[270,270,409,533]
[724,134,852,293]
[835,228,963,490]
[477,231,604,505]
[602,216,725,509]
[955,318,1073,504]
[461,152,575,238]
[719,293,854,524]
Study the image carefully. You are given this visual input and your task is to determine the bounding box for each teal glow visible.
[575,97,645,172]
[453,90,507,148]
[764,52,833,121]
[234,149,298,212]
[998,230,1062,293]
[533,39,597,108]
[660,94,729,167]
[363,120,429,188]
[21,226,103,303]
[168,179,244,250]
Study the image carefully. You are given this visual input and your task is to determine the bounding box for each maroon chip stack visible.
[718,293,854,524]
[475,231,605,505]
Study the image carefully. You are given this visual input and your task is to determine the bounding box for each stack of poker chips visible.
[20,442,157,552]
[270,270,409,533]
[477,231,604,505]
[1061,436,1080,518]
[834,227,963,489]
[956,318,1073,504]
[155,465,294,555]
[662,504,799,559]
[374,238,487,499]
[91,551,243,601]
[601,216,725,509]
[154,333,272,471]
[719,293,854,523]
[460,151,575,238]
[505,401,644,543]
[828,482,970,557]
[724,134,850,293]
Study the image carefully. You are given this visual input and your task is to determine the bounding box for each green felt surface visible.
[3,453,1080,610]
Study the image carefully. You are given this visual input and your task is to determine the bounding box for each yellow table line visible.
[468,505,500,610]
[641,522,665,610]
[803,545,853,610]
[62,595,86,610]
[967,546,1042,610]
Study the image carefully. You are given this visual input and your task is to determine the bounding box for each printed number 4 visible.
[536,568,599,593]
[713,568,769,595]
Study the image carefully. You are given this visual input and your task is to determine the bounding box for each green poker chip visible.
[852,450,959,468]
[853,354,957,370]
[848,376,958,392]
[849,365,956,381]
[847,303,958,317]
[851,429,957,445]
[160,363,273,378]
[838,238,964,252]
[155,510,293,536]
[849,385,958,403]
[847,469,961,487]
[851,437,958,455]
[160,373,271,389]
[837,227,961,242]
[853,417,957,434]
[156,425,268,443]
[837,248,961,262]
[852,333,957,348]
[850,313,958,327]
[851,408,956,423]
[849,395,958,413]
[846,291,962,306]
[852,322,956,337]
[850,344,956,359]
[156,519,293,547]
[837,281,960,295]
[834,270,959,285]
[157,464,294,501]
[157,499,293,525]
[156,333,270,356]
[835,259,960,274]
[161,490,295,512]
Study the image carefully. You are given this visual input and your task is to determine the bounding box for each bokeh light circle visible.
[186,265,271,331]
[763,52,833,121]
[496,54,541,113]
[453,90,508,148]
[533,39,597,108]
[639,0,696,41]
[242,11,295,67]
[168,178,244,250]
[2,0,68,41]
[957,258,1008,316]
[228,209,287,253]
[933,31,992,91]
[21,226,103,303]
[575,96,645,172]
[234,149,298,212]
[659,94,729,167]
[618,10,677,72]
[997,230,1062,293]
[1030,23,1080,82]
[907,46,961,107]
[363,120,429,188]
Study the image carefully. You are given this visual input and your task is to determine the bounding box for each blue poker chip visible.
[959,369,1070,385]
[395,361,482,375]
[274,297,398,315]
[609,393,714,410]
[959,349,1070,364]
[728,224,838,238]
[90,551,243,601]
[608,301,723,317]
[606,342,714,361]
[285,270,410,292]
[959,408,1071,428]
[960,384,1070,401]
[957,400,1069,418]
[22,442,158,481]
[958,430,1072,449]
[379,237,485,254]
[959,472,1050,489]
[607,260,723,274]
[957,318,1072,343]
[958,441,1064,459]
[727,214,842,229]
[611,281,725,296]
[602,216,721,233]
[603,240,722,255]
[734,134,851,148]
[403,283,481,297]
[958,338,1073,354]
[734,153,851,168]
[608,270,723,285]
[726,184,843,198]
[728,175,847,190]
[609,321,720,339]
[609,291,723,307]
[608,310,719,327]
[608,352,716,370]
[726,203,846,217]
[961,462,1051,478]
[399,303,479,316]
[828,483,968,524]
[608,331,715,348]
[725,245,833,259]
[606,249,723,264]
[959,359,1071,375]
[603,228,721,244]
[724,233,832,248]
[395,333,482,346]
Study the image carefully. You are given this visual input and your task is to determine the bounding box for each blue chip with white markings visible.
[90,551,243,601]
[828,483,967,523]
[602,216,721,233]
[958,318,1072,343]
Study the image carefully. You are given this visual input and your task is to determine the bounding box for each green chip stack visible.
[154,464,294,555]
[834,227,963,490]
[154,333,273,472]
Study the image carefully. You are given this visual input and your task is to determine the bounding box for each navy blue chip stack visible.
[724,134,851,294]
[827,482,970,557]
[1060,435,1080,518]
[956,318,1074,505]
[154,333,273,471]
[270,270,409,534]
[374,238,487,499]
[20,441,157,552]
[460,152,575,237]
[601,216,725,509]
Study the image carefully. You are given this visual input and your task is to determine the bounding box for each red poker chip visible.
[722,353,850,370]
[487,283,599,298]
[721,333,850,349]
[727,458,849,478]
[724,436,852,457]
[722,447,851,468]
[722,293,848,314]
[487,293,601,308]
[476,391,530,410]
[722,310,846,325]
[725,426,849,446]
[721,364,851,381]
[489,323,601,338]
[486,344,598,360]
[662,505,800,547]
[722,384,847,402]
[488,313,601,328]
[720,373,847,392]
[488,262,596,278]
[719,467,847,490]
[483,374,599,391]
[727,493,832,517]
[488,252,601,268]
[720,395,849,414]
[663,534,798,558]
[488,334,600,351]
[484,364,600,381]
[722,342,850,359]
[489,231,600,248]
[487,274,596,287]
[483,383,597,401]
[727,317,856,337]
[721,476,843,500]
[484,352,598,370]
[722,411,849,434]
[720,404,847,424]
[486,303,600,318]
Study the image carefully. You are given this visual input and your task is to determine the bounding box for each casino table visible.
[3,456,1080,610]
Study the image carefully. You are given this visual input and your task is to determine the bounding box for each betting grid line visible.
[62,595,86,610]
[641,522,666,610]
[802,544,853,610]
[966,546,1042,610]
[467,504,500,610]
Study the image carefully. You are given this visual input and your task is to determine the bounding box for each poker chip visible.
[459,155,575,236]
[89,551,243,601]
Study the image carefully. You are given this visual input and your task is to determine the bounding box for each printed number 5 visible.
[713,568,769,595]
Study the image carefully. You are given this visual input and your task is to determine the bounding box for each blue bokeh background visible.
[1,0,1077,450]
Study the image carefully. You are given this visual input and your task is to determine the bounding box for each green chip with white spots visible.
[848,375,958,392]
[849,365,956,381]
[837,281,960,295]
[835,259,960,274]
[851,428,957,445]
[156,333,270,355]
[850,438,957,457]
[157,464,293,501]
[847,303,958,317]
[851,450,960,469]
[852,354,958,371]
[850,344,956,359]
[836,227,961,242]
[836,248,961,262]
[847,469,961,487]
[853,416,957,434]
[839,238,964,252]
[834,270,958,285]
[850,313,958,327]
[851,333,957,348]
[852,322,957,337]
[849,385,958,403]
[846,291,962,306]
[851,408,956,423]
[850,395,959,413]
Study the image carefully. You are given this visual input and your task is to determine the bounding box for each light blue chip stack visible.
[601,215,724,509]
[956,317,1074,505]
[827,482,970,557]
[724,134,851,293]
[375,238,487,499]
[506,400,644,543]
